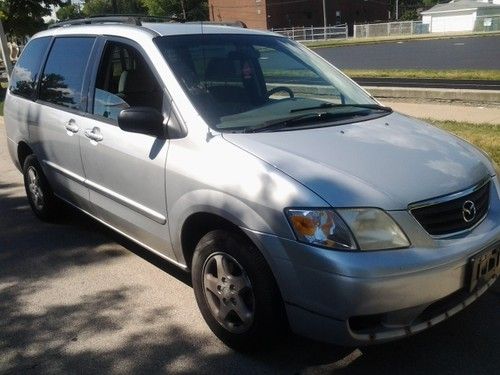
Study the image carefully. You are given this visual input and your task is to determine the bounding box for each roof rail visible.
[189,21,247,28]
[48,14,184,29]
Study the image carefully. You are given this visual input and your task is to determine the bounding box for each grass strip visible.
[343,69,500,81]
[429,120,500,164]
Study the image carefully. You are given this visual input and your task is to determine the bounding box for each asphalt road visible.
[1,121,499,374]
[316,35,500,70]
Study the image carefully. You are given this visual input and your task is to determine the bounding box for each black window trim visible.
[35,35,99,116]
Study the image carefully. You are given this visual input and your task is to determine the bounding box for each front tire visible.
[192,230,286,351]
[23,155,60,221]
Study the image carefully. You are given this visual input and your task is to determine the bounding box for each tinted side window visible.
[9,37,51,99]
[39,37,95,110]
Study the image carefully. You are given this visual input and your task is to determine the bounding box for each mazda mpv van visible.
[4,17,499,350]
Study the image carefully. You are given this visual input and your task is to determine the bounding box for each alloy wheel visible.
[27,166,44,211]
[202,252,255,333]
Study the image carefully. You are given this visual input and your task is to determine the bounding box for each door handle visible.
[84,127,103,142]
[65,119,79,133]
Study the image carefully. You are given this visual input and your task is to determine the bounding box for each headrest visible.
[205,58,238,82]
[118,67,156,94]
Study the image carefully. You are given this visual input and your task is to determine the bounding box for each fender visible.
[168,188,282,264]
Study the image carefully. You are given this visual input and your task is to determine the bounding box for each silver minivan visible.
[4,18,499,350]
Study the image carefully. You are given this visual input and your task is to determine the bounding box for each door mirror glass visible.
[118,107,164,137]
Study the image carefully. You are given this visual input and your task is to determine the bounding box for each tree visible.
[389,0,442,21]
[0,0,64,39]
[82,0,146,16]
[422,0,441,6]
[141,0,208,21]
[56,3,82,21]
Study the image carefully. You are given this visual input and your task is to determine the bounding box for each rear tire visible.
[192,230,286,351]
[23,155,60,221]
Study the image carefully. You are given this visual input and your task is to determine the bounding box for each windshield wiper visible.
[289,103,392,113]
[244,111,361,133]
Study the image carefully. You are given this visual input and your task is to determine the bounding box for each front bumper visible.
[260,238,499,345]
[242,178,500,345]
[284,273,497,345]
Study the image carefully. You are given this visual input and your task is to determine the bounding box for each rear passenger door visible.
[33,37,96,208]
[79,38,173,258]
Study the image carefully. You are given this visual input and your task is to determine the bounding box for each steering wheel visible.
[267,86,294,99]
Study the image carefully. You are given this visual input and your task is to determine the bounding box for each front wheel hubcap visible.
[202,252,255,333]
[27,167,44,211]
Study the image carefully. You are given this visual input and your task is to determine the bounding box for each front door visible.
[79,39,172,257]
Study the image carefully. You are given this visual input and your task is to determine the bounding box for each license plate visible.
[469,246,500,292]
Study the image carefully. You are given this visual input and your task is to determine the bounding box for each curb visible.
[267,82,500,104]
[364,87,500,104]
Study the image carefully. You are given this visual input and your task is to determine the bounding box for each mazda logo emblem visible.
[462,200,477,223]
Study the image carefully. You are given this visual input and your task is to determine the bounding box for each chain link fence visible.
[354,21,429,38]
[354,16,500,38]
[474,15,500,33]
[271,25,348,42]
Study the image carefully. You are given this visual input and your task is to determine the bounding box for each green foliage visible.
[343,69,500,81]
[389,0,441,20]
[422,0,440,6]
[0,0,64,38]
[400,9,419,21]
[432,121,500,164]
[82,0,146,17]
[141,0,208,21]
[56,3,82,21]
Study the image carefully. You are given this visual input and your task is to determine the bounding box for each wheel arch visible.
[169,188,284,266]
[17,141,34,170]
[180,211,254,269]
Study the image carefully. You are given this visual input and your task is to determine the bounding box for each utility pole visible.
[111,0,118,13]
[322,0,327,39]
[396,0,399,21]
[0,20,12,79]
[180,0,187,20]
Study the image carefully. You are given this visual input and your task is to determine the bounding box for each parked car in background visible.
[4,17,499,350]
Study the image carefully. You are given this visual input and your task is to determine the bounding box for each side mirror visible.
[118,107,164,137]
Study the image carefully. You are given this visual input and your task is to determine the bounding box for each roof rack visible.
[48,14,185,29]
[188,21,248,28]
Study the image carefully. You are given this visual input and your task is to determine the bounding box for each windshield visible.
[155,34,385,132]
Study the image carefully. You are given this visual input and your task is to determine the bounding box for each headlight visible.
[285,209,356,250]
[286,208,410,251]
[493,161,499,181]
[336,208,410,251]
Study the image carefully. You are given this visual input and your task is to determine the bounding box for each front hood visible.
[223,113,492,210]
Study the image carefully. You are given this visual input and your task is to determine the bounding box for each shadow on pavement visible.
[0,160,498,374]
[0,178,189,286]
[0,171,351,373]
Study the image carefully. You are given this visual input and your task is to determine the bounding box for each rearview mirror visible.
[118,107,164,137]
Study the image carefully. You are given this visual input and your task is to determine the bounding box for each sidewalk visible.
[383,101,500,124]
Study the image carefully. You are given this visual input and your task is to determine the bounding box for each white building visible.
[421,0,500,33]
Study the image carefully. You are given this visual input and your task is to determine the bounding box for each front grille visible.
[411,181,490,236]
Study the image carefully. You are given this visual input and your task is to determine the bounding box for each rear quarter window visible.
[9,37,51,99]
